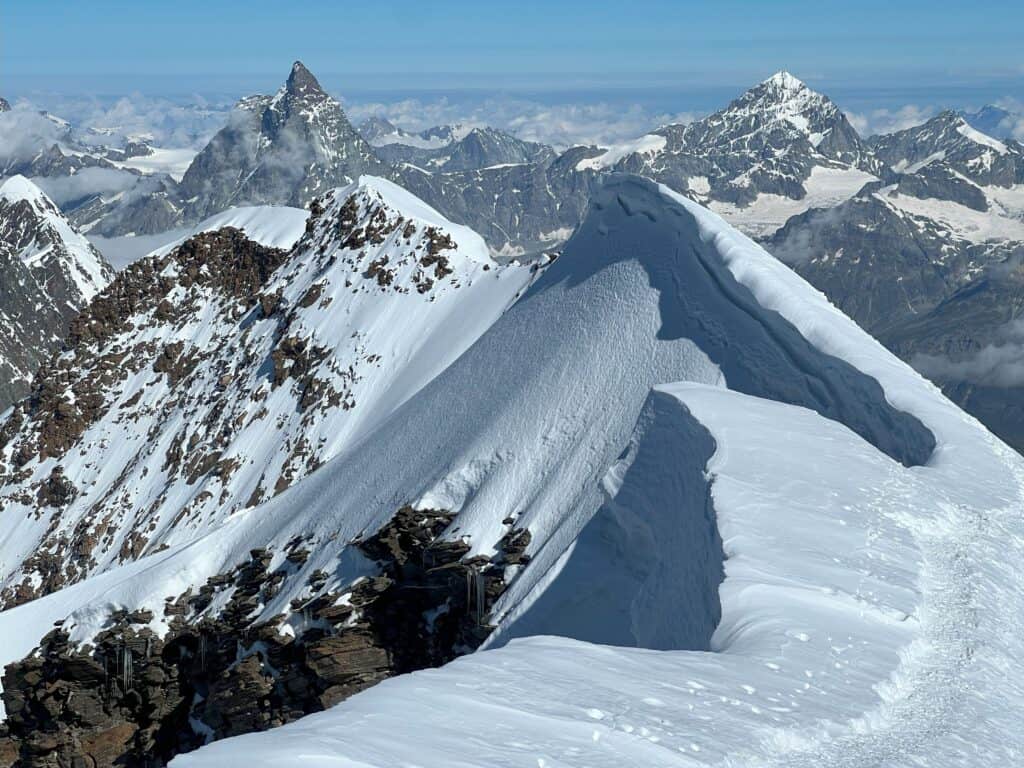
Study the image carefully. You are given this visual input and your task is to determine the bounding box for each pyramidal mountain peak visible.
[178,61,386,218]
[284,59,326,99]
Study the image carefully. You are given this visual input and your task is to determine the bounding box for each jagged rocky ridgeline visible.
[0,176,540,608]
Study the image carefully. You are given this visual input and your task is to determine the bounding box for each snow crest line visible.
[731,459,997,767]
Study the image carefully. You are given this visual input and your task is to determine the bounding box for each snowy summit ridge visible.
[3,174,1022,768]
[160,174,1024,768]
[0,175,537,608]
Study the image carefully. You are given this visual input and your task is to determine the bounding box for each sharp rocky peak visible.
[739,70,831,111]
[285,60,327,100]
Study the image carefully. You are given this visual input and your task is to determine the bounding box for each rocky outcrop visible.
[870,110,1024,187]
[0,507,532,768]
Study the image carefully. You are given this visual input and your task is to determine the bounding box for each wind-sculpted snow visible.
[558,176,935,467]
[495,388,725,651]
[3,174,1022,766]
[171,379,1024,768]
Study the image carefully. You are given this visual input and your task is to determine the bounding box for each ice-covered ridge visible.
[956,120,1009,155]
[575,134,667,171]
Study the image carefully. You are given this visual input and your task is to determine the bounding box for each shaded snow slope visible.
[4,176,1022,766]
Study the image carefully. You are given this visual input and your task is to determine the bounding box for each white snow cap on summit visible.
[763,70,807,91]
[0,174,112,302]
[0,174,53,207]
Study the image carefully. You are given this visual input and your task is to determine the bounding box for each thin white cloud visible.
[992,98,1024,140]
[343,96,698,149]
[843,104,938,137]
[913,318,1024,387]
[32,167,140,206]
[16,94,232,150]
[0,105,69,165]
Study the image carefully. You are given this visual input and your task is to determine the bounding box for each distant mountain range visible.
[4,64,1024,452]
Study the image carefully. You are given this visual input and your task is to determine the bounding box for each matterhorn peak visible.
[285,59,325,98]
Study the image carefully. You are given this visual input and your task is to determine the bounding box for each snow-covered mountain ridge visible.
[4,176,1020,767]
[162,176,1024,768]
[0,176,537,609]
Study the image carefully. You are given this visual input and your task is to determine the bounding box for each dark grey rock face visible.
[0,243,62,409]
[358,115,403,143]
[769,183,1024,451]
[377,126,555,172]
[0,97,10,113]
[67,172,183,237]
[179,61,387,220]
[890,161,989,211]
[397,159,598,255]
[771,194,971,336]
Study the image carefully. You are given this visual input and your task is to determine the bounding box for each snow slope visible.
[3,175,1023,766]
[168,177,1024,767]
[0,175,538,604]
[114,147,198,181]
[146,203,310,258]
[0,174,112,303]
[176,379,1023,768]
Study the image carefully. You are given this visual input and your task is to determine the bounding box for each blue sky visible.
[5,0,1023,97]
[3,0,1023,146]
